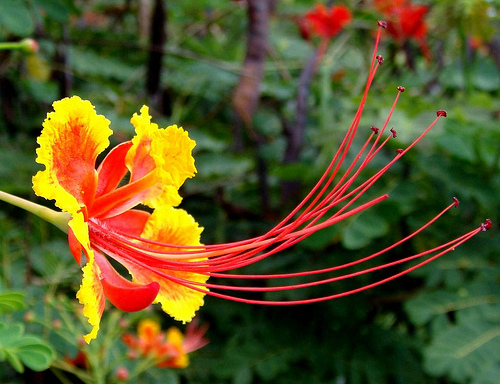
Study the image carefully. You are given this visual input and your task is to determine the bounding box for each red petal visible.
[68,227,82,264]
[95,253,160,312]
[101,209,150,237]
[96,141,133,198]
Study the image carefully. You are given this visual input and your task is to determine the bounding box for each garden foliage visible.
[0,0,499,383]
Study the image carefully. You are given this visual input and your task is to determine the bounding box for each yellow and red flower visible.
[25,22,490,344]
[122,319,208,368]
[33,97,206,342]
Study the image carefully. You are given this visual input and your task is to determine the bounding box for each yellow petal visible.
[126,106,196,208]
[76,250,105,343]
[33,96,112,215]
[121,206,207,323]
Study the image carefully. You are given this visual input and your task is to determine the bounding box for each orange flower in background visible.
[299,3,352,40]
[374,0,431,58]
[122,319,208,368]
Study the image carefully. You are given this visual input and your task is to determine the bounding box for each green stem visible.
[0,42,23,50]
[0,191,70,233]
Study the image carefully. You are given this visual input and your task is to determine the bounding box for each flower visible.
[374,0,430,58]
[298,4,352,41]
[122,319,208,368]
[33,96,205,342]
[6,21,487,344]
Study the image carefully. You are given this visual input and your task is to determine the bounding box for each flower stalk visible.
[0,191,70,233]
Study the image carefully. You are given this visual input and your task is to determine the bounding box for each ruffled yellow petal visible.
[125,106,196,208]
[121,206,207,323]
[33,96,112,215]
[76,251,105,343]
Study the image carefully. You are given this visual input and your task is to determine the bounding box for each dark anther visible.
[397,86,405,92]
[396,149,404,154]
[371,126,379,134]
[376,55,384,65]
[437,110,447,117]
[481,219,492,232]
[377,20,388,29]
[453,197,459,207]
[390,128,397,138]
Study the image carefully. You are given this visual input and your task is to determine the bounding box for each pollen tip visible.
[396,148,404,154]
[390,128,397,138]
[377,20,388,29]
[371,126,379,134]
[452,197,459,207]
[376,55,384,65]
[397,86,405,92]
[481,219,492,231]
[437,110,447,117]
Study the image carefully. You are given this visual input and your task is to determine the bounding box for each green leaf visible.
[32,0,76,23]
[473,364,500,384]
[5,348,24,373]
[0,323,55,373]
[0,0,34,35]
[341,209,389,250]
[70,47,137,81]
[16,339,55,372]
[424,319,500,383]
[405,288,499,326]
[0,291,25,314]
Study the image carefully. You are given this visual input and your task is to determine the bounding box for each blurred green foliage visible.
[1,0,499,383]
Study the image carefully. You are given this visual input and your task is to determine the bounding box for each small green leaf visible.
[0,291,25,314]
[5,348,24,373]
[0,323,55,373]
[16,340,55,372]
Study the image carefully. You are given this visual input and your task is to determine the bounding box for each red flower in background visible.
[298,4,352,40]
[374,0,430,58]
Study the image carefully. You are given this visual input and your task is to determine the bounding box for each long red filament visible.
[86,21,490,307]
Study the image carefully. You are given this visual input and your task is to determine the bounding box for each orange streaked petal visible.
[76,250,105,343]
[33,96,112,215]
[125,106,196,209]
[118,206,207,323]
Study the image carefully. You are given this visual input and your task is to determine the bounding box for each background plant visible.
[0,1,499,383]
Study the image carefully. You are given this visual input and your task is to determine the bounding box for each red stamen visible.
[481,219,492,231]
[81,21,488,311]
[377,20,388,29]
[437,110,447,117]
